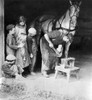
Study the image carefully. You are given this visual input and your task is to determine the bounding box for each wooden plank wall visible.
[0,0,4,77]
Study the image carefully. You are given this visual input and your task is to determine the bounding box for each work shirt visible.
[27,36,37,56]
[6,33,17,55]
[47,30,65,45]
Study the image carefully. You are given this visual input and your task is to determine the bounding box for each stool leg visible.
[67,72,70,82]
[76,70,80,79]
[54,70,58,79]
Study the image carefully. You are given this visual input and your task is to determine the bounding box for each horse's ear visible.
[69,0,72,5]
[79,1,82,6]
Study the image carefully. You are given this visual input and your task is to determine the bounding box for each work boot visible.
[42,71,49,78]
[31,72,36,75]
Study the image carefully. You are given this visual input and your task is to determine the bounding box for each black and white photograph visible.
[0,0,92,100]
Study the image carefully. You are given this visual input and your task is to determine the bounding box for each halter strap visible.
[55,5,79,33]
[55,26,76,32]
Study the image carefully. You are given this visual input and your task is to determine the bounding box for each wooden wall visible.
[0,0,4,77]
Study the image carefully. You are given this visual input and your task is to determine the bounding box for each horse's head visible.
[69,0,81,17]
[69,0,81,28]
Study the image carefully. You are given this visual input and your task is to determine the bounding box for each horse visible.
[38,0,81,58]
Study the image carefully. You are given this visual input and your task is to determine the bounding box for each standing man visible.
[40,29,69,77]
[27,27,37,75]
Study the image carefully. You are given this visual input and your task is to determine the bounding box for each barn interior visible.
[5,0,92,74]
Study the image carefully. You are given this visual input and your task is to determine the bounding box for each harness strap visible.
[55,26,76,32]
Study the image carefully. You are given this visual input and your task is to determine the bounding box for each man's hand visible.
[49,43,54,48]
[30,53,33,58]
[17,43,24,48]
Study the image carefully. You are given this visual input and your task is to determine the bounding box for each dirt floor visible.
[0,50,92,100]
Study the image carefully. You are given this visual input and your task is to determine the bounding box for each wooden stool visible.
[61,57,75,68]
[54,57,80,82]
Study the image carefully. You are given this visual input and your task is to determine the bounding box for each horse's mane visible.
[29,4,73,30]
[52,5,71,30]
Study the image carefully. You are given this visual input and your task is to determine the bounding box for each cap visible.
[28,27,37,36]
[6,54,16,61]
[6,24,15,31]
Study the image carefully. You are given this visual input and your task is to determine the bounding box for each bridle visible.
[55,4,80,43]
[59,4,79,30]
[46,3,80,33]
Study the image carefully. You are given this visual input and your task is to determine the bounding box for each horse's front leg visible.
[65,42,71,58]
